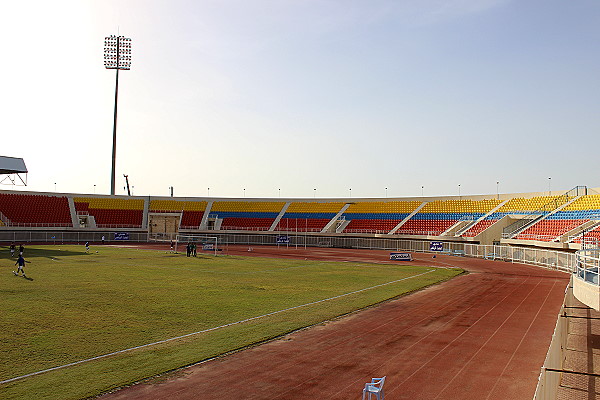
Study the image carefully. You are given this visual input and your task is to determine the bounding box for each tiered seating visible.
[515,220,586,241]
[568,195,600,245]
[150,199,207,228]
[573,224,600,246]
[0,192,71,227]
[74,197,144,228]
[463,196,559,237]
[211,201,285,231]
[461,220,496,237]
[495,196,559,215]
[396,199,501,236]
[343,201,422,233]
[517,195,600,242]
[277,202,345,232]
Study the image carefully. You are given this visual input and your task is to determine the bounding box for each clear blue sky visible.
[2,0,599,198]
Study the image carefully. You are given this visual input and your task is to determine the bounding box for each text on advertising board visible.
[430,241,444,251]
[390,252,413,261]
[114,232,130,241]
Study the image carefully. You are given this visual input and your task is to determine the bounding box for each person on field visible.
[19,244,24,256]
[10,243,15,257]
[85,242,90,252]
[13,255,27,277]
[186,243,191,257]
[102,235,105,244]
[170,240,174,253]
[193,243,197,257]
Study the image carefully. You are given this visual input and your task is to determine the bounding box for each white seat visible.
[362,376,385,400]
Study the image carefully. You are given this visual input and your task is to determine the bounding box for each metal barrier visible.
[533,280,571,400]
[0,231,149,243]
[0,231,576,273]
[575,248,600,286]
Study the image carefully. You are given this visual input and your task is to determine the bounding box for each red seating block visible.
[0,193,71,226]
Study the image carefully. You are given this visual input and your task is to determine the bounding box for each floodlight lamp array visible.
[104,35,132,70]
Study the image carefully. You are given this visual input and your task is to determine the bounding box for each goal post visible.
[175,234,219,256]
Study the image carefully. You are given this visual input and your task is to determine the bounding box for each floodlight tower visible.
[104,35,132,195]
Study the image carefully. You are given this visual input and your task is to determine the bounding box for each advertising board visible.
[390,252,413,261]
[114,232,130,241]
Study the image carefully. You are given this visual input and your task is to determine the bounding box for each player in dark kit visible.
[10,243,15,257]
[13,255,27,277]
[19,244,24,256]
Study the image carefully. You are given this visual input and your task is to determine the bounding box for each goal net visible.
[175,234,219,256]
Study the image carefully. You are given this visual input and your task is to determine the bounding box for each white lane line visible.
[0,269,435,385]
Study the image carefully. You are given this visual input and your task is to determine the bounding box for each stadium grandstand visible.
[1,184,596,250]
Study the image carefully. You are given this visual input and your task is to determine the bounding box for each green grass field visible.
[0,245,462,400]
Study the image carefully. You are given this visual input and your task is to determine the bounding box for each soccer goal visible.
[175,234,219,256]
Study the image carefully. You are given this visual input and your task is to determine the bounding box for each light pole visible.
[54,182,57,192]
[548,177,551,196]
[278,188,281,198]
[421,186,424,196]
[313,188,316,198]
[458,184,461,197]
[349,188,352,198]
[385,187,388,198]
[94,184,96,194]
[104,35,132,196]
[207,187,210,197]
[496,181,499,200]
[243,188,246,198]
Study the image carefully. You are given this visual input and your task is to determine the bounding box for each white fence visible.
[0,231,149,243]
[0,231,578,274]
[575,248,600,286]
[533,280,571,400]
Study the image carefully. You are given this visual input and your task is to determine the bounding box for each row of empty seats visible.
[74,197,143,228]
[0,193,71,226]
[150,200,207,229]
[210,202,285,231]
[4,191,600,245]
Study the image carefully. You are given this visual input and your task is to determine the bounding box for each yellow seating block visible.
[497,196,559,212]
[563,195,600,211]
[74,197,145,210]
[150,200,207,212]
[212,201,285,213]
[286,202,345,213]
[345,201,421,213]
[419,199,501,213]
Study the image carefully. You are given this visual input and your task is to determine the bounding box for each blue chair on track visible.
[362,376,385,400]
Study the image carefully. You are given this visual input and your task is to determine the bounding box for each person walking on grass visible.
[10,243,15,257]
[13,254,27,277]
[85,242,90,253]
[19,244,24,256]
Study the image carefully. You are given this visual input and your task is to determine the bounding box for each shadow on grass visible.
[0,246,88,261]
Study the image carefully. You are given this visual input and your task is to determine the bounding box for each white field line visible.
[0,269,435,385]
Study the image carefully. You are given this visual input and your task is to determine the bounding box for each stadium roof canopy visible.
[0,156,27,174]
[0,156,28,186]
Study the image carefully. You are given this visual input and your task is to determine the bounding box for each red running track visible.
[101,245,569,400]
